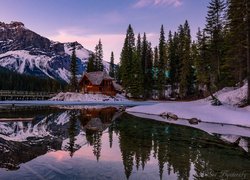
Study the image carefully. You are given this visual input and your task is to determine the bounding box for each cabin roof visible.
[82,71,113,85]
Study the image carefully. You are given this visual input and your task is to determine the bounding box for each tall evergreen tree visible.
[141,33,153,98]
[87,54,95,72]
[226,0,246,85]
[154,46,159,69]
[153,46,159,90]
[67,111,78,157]
[132,33,144,98]
[179,20,194,98]
[205,0,226,87]
[246,0,250,104]
[120,24,136,95]
[144,41,153,98]
[168,31,180,97]
[109,51,115,78]
[226,0,250,104]
[70,43,78,92]
[195,28,208,90]
[157,25,167,99]
[115,63,121,83]
[95,39,104,71]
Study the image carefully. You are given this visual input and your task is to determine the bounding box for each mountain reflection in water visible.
[0,107,249,180]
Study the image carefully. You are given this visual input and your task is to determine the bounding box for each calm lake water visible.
[0,106,250,180]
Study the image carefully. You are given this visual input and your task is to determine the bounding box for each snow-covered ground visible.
[127,83,250,128]
[210,82,248,106]
[51,92,128,102]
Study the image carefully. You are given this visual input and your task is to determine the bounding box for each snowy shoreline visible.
[126,100,250,128]
[127,82,250,128]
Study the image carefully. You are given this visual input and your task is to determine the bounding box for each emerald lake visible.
[0,107,249,180]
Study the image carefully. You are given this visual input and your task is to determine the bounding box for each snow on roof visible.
[83,71,113,85]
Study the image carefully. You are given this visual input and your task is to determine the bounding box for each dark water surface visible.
[0,107,249,180]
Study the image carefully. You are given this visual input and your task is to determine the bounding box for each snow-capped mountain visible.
[0,21,108,83]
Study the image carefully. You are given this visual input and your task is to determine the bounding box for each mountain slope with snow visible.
[0,21,109,83]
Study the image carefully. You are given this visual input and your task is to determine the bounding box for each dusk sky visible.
[0,0,210,62]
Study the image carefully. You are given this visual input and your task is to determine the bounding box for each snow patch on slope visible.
[64,43,90,61]
[0,50,53,78]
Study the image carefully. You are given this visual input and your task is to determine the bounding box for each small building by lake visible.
[79,71,122,96]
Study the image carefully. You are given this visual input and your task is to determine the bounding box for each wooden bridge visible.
[0,90,57,100]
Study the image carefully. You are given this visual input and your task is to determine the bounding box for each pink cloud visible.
[133,0,182,8]
[49,29,125,63]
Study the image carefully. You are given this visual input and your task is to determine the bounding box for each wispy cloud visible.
[133,0,182,8]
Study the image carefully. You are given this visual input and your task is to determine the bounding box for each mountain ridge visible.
[0,21,107,83]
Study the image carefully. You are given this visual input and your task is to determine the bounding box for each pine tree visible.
[154,46,159,70]
[144,41,153,98]
[157,25,167,99]
[95,39,104,71]
[120,24,136,95]
[196,29,207,91]
[130,51,143,98]
[115,63,121,83]
[205,0,226,87]
[132,33,144,98]
[153,46,159,90]
[109,52,115,78]
[67,110,78,157]
[179,20,194,98]
[226,0,250,104]
[141,33,148,97]
[70,43,78,92]
[87,53,95,72]
[139,33,154,98]
[226,0,246,85]
[168,31,180,97]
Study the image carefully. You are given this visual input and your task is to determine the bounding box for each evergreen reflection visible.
[66,110,79,157]
[0,109,250,180]
[79,107,117,161]
[112,113,250,179]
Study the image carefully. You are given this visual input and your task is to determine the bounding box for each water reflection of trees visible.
[66,110,78,157]
[112,113,250,180]
[1,109,250,179]
[0,107,118,170]
[79,107,117,161]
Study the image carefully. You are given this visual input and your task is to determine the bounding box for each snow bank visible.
[51,92,128,102]
[127,101,250,127]
[212,83,248,106]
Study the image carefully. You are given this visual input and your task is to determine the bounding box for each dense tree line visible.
[119,0,250,104]
[0,67,65,92]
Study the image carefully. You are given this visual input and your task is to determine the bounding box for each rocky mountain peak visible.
[0,21,108,83]
[0,21,65,55]
[0,21,25,29]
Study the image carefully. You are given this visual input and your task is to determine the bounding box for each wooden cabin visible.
[79,71,118,96]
